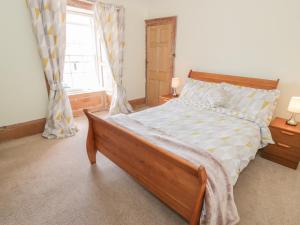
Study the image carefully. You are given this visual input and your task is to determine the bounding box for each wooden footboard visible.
[84,110,207,225]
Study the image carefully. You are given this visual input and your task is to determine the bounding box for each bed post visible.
[189,166,207,225]
[83,109,97,164]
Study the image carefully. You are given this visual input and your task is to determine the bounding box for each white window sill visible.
[67,89,107,96]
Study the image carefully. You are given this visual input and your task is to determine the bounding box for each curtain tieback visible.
[50,83,64,91]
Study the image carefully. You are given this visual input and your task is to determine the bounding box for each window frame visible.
[64,5,105,95]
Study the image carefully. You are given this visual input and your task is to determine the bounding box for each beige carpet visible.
[1,112,300,225]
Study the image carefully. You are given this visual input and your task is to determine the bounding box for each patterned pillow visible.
[206,86,229,107]
[221,83,280,126]
[180,78,228,107]
[180,78,208,98]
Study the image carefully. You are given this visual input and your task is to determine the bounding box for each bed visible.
[84,70,279,225]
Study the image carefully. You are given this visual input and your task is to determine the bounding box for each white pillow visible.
[221,82,280,126]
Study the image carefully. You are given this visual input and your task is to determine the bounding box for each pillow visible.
[180,78,207,98]
[221,82,280,126]
[179,78,228,107]
[206,86,229,107]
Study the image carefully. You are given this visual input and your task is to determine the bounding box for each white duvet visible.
[127,99,267,185]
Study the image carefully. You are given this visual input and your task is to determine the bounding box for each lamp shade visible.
[171,77,181,88]
[288,97,300,113]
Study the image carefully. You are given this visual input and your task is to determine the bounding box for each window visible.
[63,6,111,94]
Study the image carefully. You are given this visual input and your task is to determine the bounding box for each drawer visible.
[261,151,298,169]
[270,127,300,148]
[263,144,300,161]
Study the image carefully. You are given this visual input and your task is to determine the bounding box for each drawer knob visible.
[277,142,291,149]
[280,130,295,136]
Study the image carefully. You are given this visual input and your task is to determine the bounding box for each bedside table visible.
[159,94,178,105]
[261,117,300,169]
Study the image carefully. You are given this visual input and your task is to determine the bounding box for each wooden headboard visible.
[188,70,279,90]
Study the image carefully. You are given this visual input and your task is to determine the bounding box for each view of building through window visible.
[63,7,112,94]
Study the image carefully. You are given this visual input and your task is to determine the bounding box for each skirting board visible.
[0,118,46,142]
[129,97,146,107]
[0,97,146,142]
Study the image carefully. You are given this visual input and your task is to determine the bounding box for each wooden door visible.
[145,17,176,106]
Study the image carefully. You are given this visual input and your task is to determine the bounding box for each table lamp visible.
[287,96,300,126]
[171,77,181,97]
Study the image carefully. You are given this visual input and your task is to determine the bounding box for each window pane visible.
[63,9,101,93]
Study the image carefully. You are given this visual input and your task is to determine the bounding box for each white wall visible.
[0,0,48,127]
[0,0,147,127]
[1,0,299,127]
[146,0,300,119]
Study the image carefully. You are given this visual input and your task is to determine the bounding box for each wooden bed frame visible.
[84,70,279,225]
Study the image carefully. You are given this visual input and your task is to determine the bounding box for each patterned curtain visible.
[27,0,78,139]
[94,2,133,115]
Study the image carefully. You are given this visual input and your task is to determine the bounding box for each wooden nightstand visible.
[159,94,178,105]
[261,117,300,169]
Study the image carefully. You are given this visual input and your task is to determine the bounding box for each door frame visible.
[145,16,177,105]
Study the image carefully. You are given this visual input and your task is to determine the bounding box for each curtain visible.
[27,0,78,139]
[94,2,133,115]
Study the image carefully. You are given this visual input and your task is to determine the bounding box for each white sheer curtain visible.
[27,0,78,138]
[94,1,133,115]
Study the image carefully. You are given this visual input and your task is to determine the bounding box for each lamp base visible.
[286,113,298,126]
[286,119,298,126]
[172,88,178,97]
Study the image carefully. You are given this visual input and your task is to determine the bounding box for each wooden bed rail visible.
[83,109,207,225]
